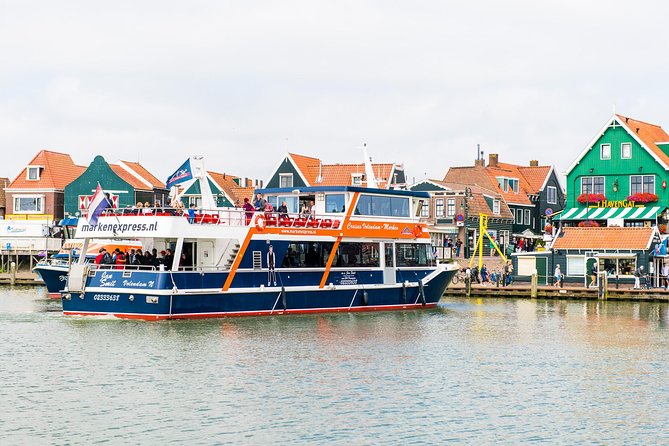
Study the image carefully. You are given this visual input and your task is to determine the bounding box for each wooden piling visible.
[530,271,538,298]
[10,261,16,286]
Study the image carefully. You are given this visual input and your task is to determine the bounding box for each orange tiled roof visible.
[288,153,398,188]
[444,164,536,206]
[435,180,515,220]
[230,186,256,204]
[121,161,165,189]
[517,166,552,194]
[109,164,152,191]
[208,171,246,203]
[616,114,669,167]
[8,150,85,190]
[552,227,654,250]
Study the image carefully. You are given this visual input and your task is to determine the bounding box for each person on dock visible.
[589,262,598,288]
[634,265,644,289]
[554,264,563,287]
[662,263,669,290]
[480,264,489,284]
[455,239,462,257]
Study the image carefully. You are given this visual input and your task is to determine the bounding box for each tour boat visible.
[61,187,457,320]
[33,239,142,298]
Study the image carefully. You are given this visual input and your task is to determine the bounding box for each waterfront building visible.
[4,150,85,222]
[557,114,669,228]
[443,153,565,255]
[0,177,8,218]
[513,226,658,286]
[178,172,260,208]
[63,155,168,216]
[409,179,514,258]
[266,153,407,190]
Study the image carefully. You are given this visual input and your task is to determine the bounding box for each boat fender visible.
[362,290,368,306]
[402,282,407,303]
[255,214,266,232]
[418,279,426,306]
[413,225,423,238]
[281,286,287,310]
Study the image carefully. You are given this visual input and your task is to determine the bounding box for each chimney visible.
[488,153,499,168]
[529,160,539,167]
[474,159,485,167]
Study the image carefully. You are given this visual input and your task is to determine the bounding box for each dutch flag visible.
[87,183,109,226]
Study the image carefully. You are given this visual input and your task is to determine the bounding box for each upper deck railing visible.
[98,208,343,229]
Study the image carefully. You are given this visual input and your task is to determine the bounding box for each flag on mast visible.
[87,183,108,226]
[166,158,193,189]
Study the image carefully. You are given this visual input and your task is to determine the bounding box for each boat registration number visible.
[93,294,120,301]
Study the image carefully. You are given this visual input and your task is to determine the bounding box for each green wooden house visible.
[558,114,669,228]
[63,155,168,216]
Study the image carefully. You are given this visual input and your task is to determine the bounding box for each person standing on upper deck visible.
[254,193,267,211]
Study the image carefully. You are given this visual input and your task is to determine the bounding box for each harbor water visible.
[2,286,669,445]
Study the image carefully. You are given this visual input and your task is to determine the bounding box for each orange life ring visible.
[413,224,423,238]
[254,214,266,232]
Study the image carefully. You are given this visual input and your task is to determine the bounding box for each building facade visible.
[558,114,669,228]
[64,155,168,217]
[4,150,85,222]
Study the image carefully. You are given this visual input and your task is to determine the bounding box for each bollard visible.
[530,271,538,298]
[10,261,16,286]
[465,274,471,298]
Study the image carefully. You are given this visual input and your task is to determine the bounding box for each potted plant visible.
[577,193,607,204]
[577,220,600,228]
[627,192,659,203]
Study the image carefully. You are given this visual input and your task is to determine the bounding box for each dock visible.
[444,283,669,302]
[0,272,44,286]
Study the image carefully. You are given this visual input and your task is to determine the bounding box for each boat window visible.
[325,194,346,213]
[395,243,433,267]
[267,195,299,213]
[334,242,380,267]
[354,194,410,217]
[280,241,335,268]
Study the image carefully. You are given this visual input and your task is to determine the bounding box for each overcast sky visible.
[1,0,669,185]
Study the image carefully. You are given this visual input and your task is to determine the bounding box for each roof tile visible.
[552,227,654,250]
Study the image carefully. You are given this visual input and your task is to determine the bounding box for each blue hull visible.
[62,268,455,320]
[33,265,69,296]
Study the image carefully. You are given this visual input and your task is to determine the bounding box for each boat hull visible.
[33,264,69,298]
[62,268,455,320]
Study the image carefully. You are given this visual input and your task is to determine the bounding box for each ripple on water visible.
[2,290,669,444]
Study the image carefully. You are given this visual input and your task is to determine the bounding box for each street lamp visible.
[463,187,473,258]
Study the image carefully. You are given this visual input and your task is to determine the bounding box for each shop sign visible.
[596,200,635,208]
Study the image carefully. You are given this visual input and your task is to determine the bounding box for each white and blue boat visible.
[62,186,457,320]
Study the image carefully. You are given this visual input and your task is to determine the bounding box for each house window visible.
[621,143,632,159]
[600,144,611,160]
[14,195,44,213]
[547,186,557,204]
[420,200,430,217]
[599,257,636,276]
[492,199,500,215]
[630,175,655,195]
[279,173,293,188]
[27,166,40,181]
[351,174,363,186]
[435,198,444,217]
[524,209,531,225]
[566,256,585,276]
[189,196,202,208]
[516,209,523,224]
[447,199,456,217]
[581,176,605,194]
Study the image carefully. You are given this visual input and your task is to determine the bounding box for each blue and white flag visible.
[166,159,193,189]
[87,183,108,226]
[655,237,668,256]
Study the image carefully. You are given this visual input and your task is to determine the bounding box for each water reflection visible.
[3,288,669,444]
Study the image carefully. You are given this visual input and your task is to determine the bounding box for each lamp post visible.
[463,187,472,258]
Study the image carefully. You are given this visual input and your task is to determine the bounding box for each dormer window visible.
[351,173,364,186]
[496,176,519,193]
[27,166,41,181]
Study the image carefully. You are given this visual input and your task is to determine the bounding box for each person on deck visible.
[243,198,255,224]
[254,193,267,211]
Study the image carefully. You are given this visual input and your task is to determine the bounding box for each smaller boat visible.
[33,240,142,298]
